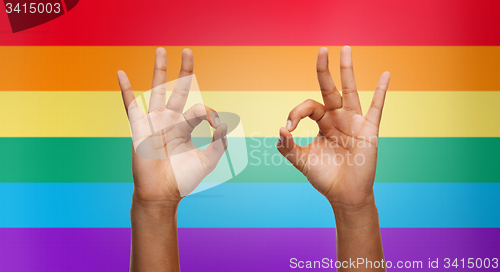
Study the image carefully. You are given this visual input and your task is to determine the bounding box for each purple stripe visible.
[0,228,498,271]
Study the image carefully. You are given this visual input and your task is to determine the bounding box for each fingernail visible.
[214,117,221,126]
[279,136,284,142]
[222,131,227,140]
[286,120,292,130]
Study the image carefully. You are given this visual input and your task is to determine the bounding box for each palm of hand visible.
[278,46,390,208]
[118,48,227,203]
[303,110,379,207]
[131,110,213,201]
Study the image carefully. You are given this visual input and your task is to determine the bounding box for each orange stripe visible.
[1,46,499,91]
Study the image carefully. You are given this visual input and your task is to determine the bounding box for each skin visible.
[117,48,227,272]
[278,46,391,271]
[116,46,389,271]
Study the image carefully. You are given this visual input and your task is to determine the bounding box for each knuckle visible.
[192,103,208,119]
[193,103,205,110]
[304,99,317,106]
[151,86,165,94]
[122,86,133,93]
[181,65,194,74]
[320,87,332,95]
[316,66,329,74]
[370,100,382,110]
[304,99,321,110]
[172,89,189,99]
[154,64,167,72]
[128,101,139,110]
[342,87,357,94]
[340,63,353,70]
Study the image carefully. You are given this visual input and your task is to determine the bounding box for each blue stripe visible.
[0,183,498,228]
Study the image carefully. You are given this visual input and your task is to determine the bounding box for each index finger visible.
[286,99,326,131]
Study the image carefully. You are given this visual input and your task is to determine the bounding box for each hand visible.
[277,46,390,210]
[117,48,228,206]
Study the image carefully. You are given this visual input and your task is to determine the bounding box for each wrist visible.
[329,191,375,213]
[130,191,181,272]
[131,191,180,219]
[331,199,379,230]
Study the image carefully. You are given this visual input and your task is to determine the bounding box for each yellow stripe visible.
[1,91,499,137]
[1,46,499,91]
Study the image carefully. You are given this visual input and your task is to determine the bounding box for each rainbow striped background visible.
[1,0,500,271]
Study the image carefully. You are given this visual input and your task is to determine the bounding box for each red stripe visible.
[0,0,499,45]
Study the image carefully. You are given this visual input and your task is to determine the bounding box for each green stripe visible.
[1,137,499,183]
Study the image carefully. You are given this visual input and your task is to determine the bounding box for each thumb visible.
[202,123,228,173]
[277,127,305,170]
